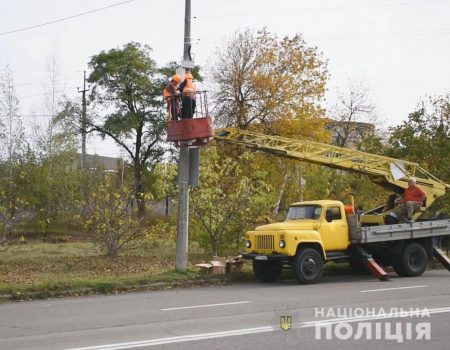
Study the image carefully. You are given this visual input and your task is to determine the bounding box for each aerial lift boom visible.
[214,127,449,224]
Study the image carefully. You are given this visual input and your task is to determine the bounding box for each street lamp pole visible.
[175,0,192,272]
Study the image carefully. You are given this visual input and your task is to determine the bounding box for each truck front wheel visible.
[253,260,282,282]
[392,242,427,277]
[293,248,323,284]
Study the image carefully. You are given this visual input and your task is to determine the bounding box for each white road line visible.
[65,306,450,350]
[64,326,276,350]
[160,300,250,311]
[360,285,428,293]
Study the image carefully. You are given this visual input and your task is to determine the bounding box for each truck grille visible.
[255,234,275,250]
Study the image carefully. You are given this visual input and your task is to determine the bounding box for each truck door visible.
[319,206,349,251]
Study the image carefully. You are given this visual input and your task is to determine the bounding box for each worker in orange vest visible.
[394,177,426,223]
[179,72,196,119]
[163,74,181,120]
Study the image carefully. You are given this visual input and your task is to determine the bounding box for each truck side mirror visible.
[326,209,333,222]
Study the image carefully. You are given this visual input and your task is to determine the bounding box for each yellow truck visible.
[243,199,450,284]
[214,128,450,284]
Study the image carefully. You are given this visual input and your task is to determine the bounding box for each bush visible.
[144,219,176,249]
[82,177,149,259]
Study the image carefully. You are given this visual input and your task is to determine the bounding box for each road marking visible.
[64,326,276,350]
[65,306,450,350]
[161,300,250,311]
[359,285,428,293]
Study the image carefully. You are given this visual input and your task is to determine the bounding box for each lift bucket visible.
[167,116,213,142]
[166,90,213,143]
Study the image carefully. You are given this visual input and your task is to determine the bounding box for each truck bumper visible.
[242,253,290,263]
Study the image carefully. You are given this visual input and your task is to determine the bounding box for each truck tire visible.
[392,242,427,277]
[391,255,407,276]
[253,260,282,282]
[293,248,323,284]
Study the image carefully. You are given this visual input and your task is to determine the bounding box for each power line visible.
[0,0,138,37]
[196,26,450,47]
[308,28,450,41]
[198,0,450,20]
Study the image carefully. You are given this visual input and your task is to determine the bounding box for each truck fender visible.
[392,238,433,258]
[295,241,326,261]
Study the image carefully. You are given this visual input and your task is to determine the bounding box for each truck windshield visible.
[286,205,322,220]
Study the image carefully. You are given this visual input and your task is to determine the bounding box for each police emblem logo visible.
[280,315,292,331]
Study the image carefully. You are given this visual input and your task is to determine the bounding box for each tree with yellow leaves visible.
[209,29,330,217]
[210,28,328,135]
[82,176,150,259]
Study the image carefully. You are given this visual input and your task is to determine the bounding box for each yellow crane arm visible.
[214,128,449,209]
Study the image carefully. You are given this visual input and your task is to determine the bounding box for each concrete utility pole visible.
[175,0,191,272]
[78,71,89,169]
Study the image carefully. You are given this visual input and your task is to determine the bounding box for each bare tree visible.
[210,29,260,128]
[0,65,27,245]
[0,65,25,162]
[27,59,81,235]
[329,81,376,148]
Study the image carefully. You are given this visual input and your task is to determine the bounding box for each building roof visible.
[78,154,121,171]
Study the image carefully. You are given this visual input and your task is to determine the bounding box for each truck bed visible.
[350,219,450,244]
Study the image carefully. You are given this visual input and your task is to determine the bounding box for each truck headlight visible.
[245,240,251,248]
[279,240,286,248]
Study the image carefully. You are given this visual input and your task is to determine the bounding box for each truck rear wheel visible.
[392,242,427,277]
[253,260,282,282]
[293,248,323,284]
[392,256,406,276]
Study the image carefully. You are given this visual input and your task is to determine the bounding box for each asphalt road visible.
[1,270,450,350]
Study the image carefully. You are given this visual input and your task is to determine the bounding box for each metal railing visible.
[166,90,209,121]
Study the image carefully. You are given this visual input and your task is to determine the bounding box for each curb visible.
[0,275,246,303]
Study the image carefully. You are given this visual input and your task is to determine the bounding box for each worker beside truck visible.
[393,177,427,223]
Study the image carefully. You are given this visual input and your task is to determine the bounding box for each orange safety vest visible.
[163,83,178,99]
[182,77,196,97]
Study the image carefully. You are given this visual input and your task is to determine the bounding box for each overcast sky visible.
[1,0,449,157]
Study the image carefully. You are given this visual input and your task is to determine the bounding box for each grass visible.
[0,241,242,301]
[4,241,444,301]
[0,242,98,261]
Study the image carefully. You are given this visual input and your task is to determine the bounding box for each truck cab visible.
[243,200,351,284]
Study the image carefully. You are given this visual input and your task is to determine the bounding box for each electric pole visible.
[78,71,89,169]
[175,0,192,272]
